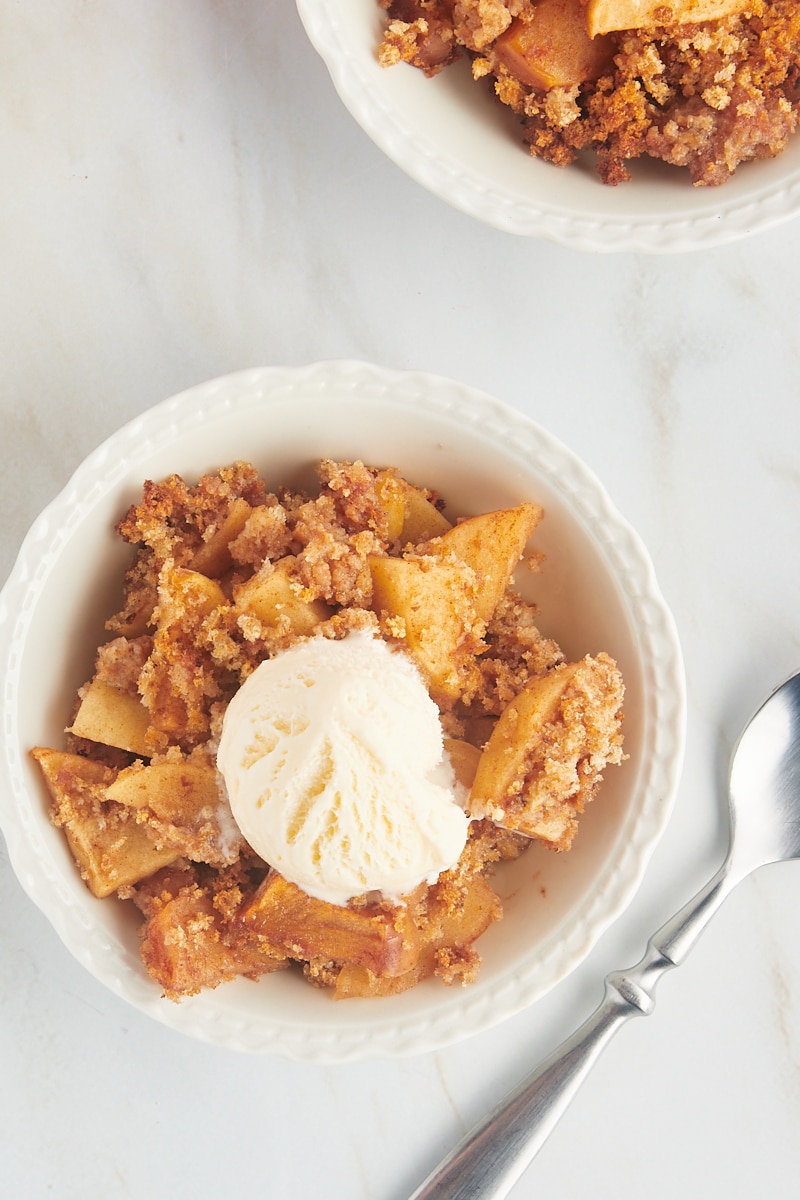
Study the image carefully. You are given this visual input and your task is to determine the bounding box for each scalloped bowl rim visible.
[0,361,685,1060]
[295,0,800,253]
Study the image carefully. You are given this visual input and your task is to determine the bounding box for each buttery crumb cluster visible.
[377,0,800,185]
[32,459,624,1002]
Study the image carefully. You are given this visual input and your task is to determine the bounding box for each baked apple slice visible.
[585,0,749,37]
[429,502,542,622]
[333,872,501,999]
[469,654,624,850]
[233,555,333,635]
[239,871,422,978]
[31,748,178,896]
[494,2,614,90]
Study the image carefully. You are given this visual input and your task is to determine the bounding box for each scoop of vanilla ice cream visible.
[217,630,469,906]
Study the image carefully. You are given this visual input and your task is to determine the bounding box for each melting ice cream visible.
[217,631,468,906]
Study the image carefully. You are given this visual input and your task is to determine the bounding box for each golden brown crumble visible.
[32,459,624,1001]
[378,0,800,185]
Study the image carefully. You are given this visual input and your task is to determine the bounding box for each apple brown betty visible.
[377,1,800,185]
[32,460,624,1001]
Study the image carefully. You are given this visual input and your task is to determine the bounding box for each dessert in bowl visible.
[0,361,684,1060]
[295,0,800,252]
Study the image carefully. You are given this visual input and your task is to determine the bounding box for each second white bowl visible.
[296,0,800,252]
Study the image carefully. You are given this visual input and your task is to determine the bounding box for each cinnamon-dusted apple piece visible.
[68,678,152,757]
[428,502,542,622]
[233,555,333,635]
[469,654,625,850]
[444,738,482,790]
[332,818,527,998]
[134,865,288,999]
[333,872,501,999]
[31,748,179,896]
[369,502,541,705]
[493,3,614,90]
[369,554,484,706]
[106,752,244,867]
[68,634,154,756]
[585,0,749,38]
[239,871,421,979]
[106,757,220,824]
[138,565,228,748]
[188,495,253,578]
[374,468,453,544]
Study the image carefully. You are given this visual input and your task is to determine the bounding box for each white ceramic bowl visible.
[0,361,684,1060]
[296,0,800,253]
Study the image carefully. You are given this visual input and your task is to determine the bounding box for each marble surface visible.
[1,3,799,1198]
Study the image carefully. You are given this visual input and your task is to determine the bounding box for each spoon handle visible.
[408,861,735,1200]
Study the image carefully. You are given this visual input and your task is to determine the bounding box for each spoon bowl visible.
[410,670,800,1200]
[728,672,800,876]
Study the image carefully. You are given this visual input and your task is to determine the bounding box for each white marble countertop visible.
[1,4,799,1198]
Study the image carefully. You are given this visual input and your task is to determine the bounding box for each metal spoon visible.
[409,670,800,1200]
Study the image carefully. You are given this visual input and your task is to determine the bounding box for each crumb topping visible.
[32,459,624,1002]
[378,0,800,185]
